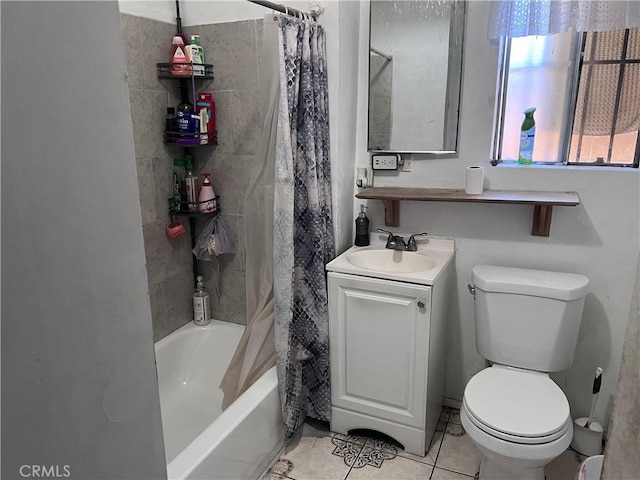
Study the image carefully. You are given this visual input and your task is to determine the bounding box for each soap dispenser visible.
[354,205,370,246]
[193,275,211,326]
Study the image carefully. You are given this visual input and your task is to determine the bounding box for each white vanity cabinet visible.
[326,238,454,456]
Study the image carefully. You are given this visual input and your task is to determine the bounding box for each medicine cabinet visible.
[367,0,465,153]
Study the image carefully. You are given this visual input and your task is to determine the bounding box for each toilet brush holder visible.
[571,418,603,456]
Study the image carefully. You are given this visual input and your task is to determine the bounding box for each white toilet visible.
[462,265,589,480]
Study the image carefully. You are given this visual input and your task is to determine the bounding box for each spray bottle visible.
[518,107,536,165]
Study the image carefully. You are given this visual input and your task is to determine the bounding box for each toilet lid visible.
[464,366,570,440]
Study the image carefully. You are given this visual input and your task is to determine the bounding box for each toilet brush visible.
[571,367,604,456]
[585,367,603,429]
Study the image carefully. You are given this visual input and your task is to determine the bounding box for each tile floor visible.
[263,407,586,480]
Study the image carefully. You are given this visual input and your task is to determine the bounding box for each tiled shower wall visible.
[120,14,263,341]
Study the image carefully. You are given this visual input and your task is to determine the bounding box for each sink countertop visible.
[326,234,455,286]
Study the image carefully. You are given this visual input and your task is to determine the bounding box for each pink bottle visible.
[170,35,191,76]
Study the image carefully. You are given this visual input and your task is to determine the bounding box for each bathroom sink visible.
[347,249,437,273]
[326,236,455,286]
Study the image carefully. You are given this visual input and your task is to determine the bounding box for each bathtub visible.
[154,320,283,480]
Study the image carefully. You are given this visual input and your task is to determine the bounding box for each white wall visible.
[354,1,639,429]
[118,0,176,23]
[1,2,167,478]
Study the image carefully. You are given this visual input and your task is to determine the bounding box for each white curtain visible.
[488,0,640,39]
[219,15,279,409]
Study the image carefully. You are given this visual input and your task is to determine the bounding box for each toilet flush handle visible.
[468,284,475,297]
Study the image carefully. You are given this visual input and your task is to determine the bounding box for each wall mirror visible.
[368,0,465,154]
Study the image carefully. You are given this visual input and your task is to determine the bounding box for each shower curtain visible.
[221,15,334,442]
[274,16,334,441]
[219,16,279,410]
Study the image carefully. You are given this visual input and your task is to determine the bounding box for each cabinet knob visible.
[417,301,425,309]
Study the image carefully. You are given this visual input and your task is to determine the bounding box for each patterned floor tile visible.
[364,438,398,453]
[267,414,583,480]
[332,434,366,467]
[277,435,354,479]
[353,445,398,468]
[333,432,369,446]
[346,454,434,479]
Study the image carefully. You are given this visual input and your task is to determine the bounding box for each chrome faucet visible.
[406,232,429,251]
[377,229,428,251]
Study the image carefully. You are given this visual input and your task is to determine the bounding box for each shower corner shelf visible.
[356,187,580,237]
[168,196,221,218]
[156,62,214,80]
[158,63,219,287]
[164,130,218,147]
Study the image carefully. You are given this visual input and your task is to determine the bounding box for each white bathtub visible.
[154,321,283,480]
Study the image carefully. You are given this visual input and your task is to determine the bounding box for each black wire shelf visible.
[164,130,218,146]
[168,196,221,218]
[157,62,214,80]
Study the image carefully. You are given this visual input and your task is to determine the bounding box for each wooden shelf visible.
[355,187,580,237]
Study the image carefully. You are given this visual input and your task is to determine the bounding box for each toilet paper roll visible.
[465,166,484,195]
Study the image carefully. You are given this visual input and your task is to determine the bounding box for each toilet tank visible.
[472,265,589,372]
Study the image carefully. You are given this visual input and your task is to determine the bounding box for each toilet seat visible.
[463,365,571,445]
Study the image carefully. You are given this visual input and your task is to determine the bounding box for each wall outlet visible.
[371,154,399,170]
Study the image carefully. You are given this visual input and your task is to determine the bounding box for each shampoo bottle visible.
[518,107,536,165]
[193,275,211,326]
[184,155,199,212]
[354,205,370,246]
[198,173,216,213]
[176,100,196,144]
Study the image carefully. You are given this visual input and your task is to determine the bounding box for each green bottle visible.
[518,107,536,165]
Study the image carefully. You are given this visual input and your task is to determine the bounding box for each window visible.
[493,27,640,167]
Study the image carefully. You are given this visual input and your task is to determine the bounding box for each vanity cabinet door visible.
[328,272,431,428]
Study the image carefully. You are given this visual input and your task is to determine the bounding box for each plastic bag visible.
[192,215,236,261]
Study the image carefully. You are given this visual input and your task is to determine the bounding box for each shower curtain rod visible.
[246,0,316,19]
[370,47,392,62]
